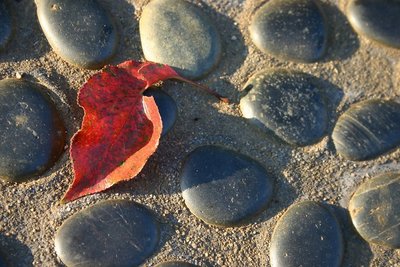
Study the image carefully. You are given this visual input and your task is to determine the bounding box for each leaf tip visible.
[60,188,80,204]
[59,197,68,205]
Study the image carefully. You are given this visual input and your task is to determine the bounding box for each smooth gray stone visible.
[240,70,328,146]
[249,0,328,62]
[55,200,160,267]
[140,0,221,79]
[180,145,274,227]
[0,0,12,49]
[347,0,400,48]
[0,79,65,183]
[270,201,344,267]
[332,99,400,161]
[144,89,177,137]
[154,261,199,267]
[349,172,400,248]
[36,0,118,69]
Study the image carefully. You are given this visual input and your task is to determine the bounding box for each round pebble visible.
[180,145,274,227]
[139,0,221,79]
[0,79,66,183]
[270,201,344,267]
[349,172,400,248]
[347,0,400,48]
[332,99,400,161]
[36,0,118,69]
[249,0,328,62]
[55,199,160,267]
[154,261,199,267]
[144,88,177,137]
[240,70,328,146]
[0,0,12,49]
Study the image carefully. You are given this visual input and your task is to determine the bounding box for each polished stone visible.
[240,70,328,146]
[140,0,221,79]
[181,145,274,227]
[349,172,400,248]
[347,0,400,48]
[144,88,177,137]
[249,0,328,62]
[36,0,118,69]
[154,261,199,267]
[270,201,344,267]
[0,79,65,183]
[55,200,160,267]
[0,0,12,49]
[332,99,400,161]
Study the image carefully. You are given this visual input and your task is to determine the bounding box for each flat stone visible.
[349,172,400,248]
[332,99,400,161]
[240,70,328,146]
[144,89,177,137]
[154,261,199,267]
[180,145,274,227]
[249,0,328,62]
[0,79,66,183]
[0,0,12,49]
[139,0,221,79]
[270,201,344,267]
[347,0,400,48]
[55,200,160,267]
[36,0,118,69]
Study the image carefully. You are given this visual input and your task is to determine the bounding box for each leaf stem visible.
[173,76,229,103]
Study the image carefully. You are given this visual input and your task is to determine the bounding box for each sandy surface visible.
[0,0,400,266]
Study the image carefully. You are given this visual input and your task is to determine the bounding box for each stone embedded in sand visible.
[349,172,400,248]
[249,0,328,62]
[55,200,160,267]
[36,0,118,69]
[139,0,221,79]
[347,0,400,48]
[240,70,328,146]
[0,0,12,50]
[180,145,274,227]
[270,201,344,267]
[144,89,177,137]
[0,79,66,183]
[332,99,400,161]
[154,261,199,267]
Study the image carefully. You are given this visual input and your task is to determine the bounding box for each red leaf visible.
[62,60,227,203]
[62,61,176,202]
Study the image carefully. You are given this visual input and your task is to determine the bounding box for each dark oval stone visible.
[0,0,12,49]
[144,89,177,137]
[55,200,160,267]
[270,201,344,267]
[36,0,118,69]
[180,145,274,227]
[0,79,66,183]
[154,261,199,267]
[249,0,328,62]
[139,0,221,79]
[349,172,400,248]
[347,0,400,48]
[332,99,400,161]
[239,70,328,146]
